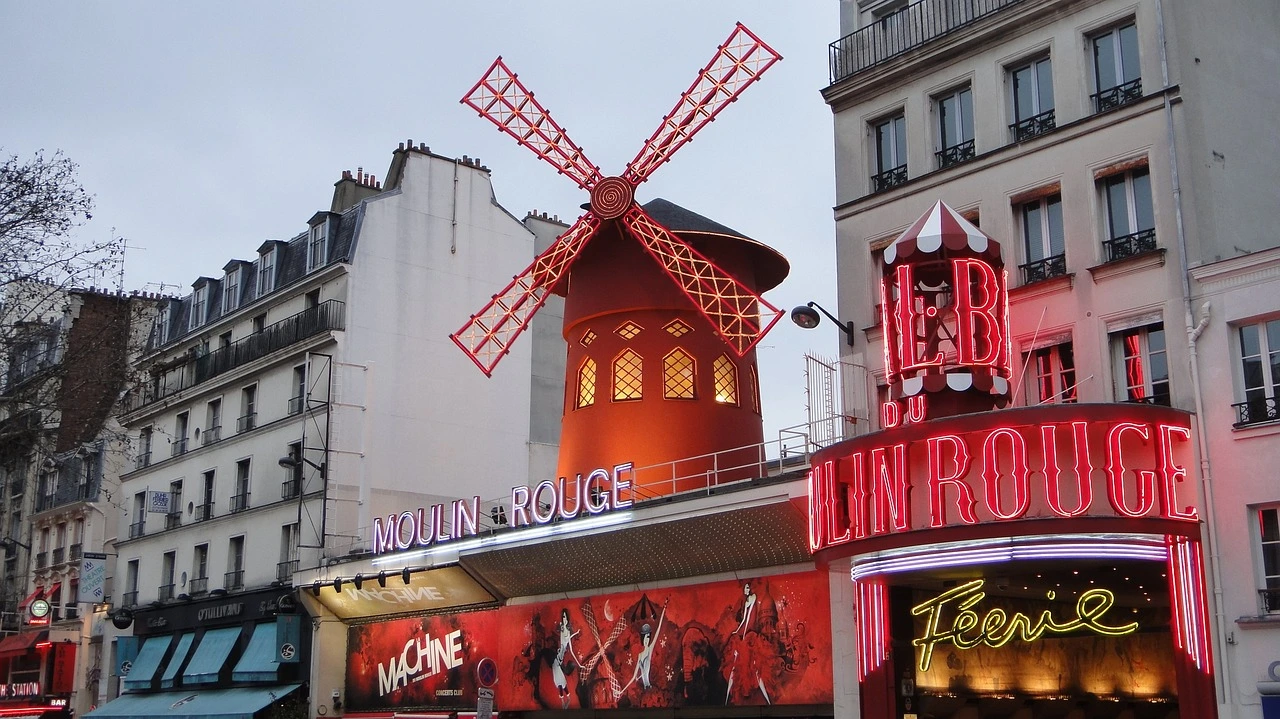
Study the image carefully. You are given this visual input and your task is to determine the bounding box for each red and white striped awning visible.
[883,200,1000,265]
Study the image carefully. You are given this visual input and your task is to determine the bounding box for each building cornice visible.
[1189,247,1280,294]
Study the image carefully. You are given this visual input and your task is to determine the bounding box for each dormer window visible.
[308,222,328,272]
[156,303,171,345]
[189,285,208,330]
[258,247,276,295]
[222,267,240,314]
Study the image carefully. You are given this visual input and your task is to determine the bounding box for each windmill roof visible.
[641,198,789,292]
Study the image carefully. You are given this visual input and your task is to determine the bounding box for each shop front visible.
[0,591,77,719]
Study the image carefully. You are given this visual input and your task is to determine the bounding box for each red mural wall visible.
[345,571,832,712]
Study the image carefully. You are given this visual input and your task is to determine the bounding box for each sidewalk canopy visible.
[83,683,302,719]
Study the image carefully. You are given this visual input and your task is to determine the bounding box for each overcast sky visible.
[2,2,843,443]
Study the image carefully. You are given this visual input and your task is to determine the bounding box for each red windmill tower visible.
[452,24,790,493]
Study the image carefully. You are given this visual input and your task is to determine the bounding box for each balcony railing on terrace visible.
[134,452,152,470]
[1020,254,1067,285]
[1092,78,1143,113]
[935,139,975,169]
[1233,397,1278,428]
[170,438,188,457]
[69,543,81,561]
[237,413,257,433]
[35,552,47,569]
[201,425,222,446]
[871,165,908,193]
[122,590,138,607]
[190,576,208,595]
[1010,109,1056,142]
[225,569,244,591]
[282,479,300,500]
[129,300,345,413]
[1103,228,1157,263]
[277,559,299,584]
[51,548,64,566]
[128,521,145,539]
[829,0,1025,84]
[158,583,174,601]
[1260,588,1280,613]
[195,502,214,522]
[230,492,250,514]
[165,511,182,530]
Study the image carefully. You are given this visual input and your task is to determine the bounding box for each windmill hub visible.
[589,176,633,220]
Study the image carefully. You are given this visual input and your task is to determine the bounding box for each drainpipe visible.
[1155,0,1233,709]
[451,160,461,255]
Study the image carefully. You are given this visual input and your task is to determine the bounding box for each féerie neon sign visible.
[912,578,1139,671]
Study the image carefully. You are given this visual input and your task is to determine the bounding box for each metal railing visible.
[135,452,151,470]
[69,544,81,561]
[201,425,222,446]
[282,479,300,500]
[1103,228,1157,262]
[158,583,174,601]
[1092,78,1143,113]
[195,502,214,522]
[170,438,188,457]
[1234,397,1278,427]
[36,495,54,512]
[122,590,138,607]
[276,559,299,584]
[1020,254,1067,285]
[35,552,47,569]
[224,569,244,591]
[165,511,182,530]
[871,164,908,193]
[1010,109,1055,141]
[287,396,305,416]
[128,521,145,539]
[129,300,345,413]
[1260,588,1280,613]
[190,576,208,595]
[237,413,257,433]
[936,139,975,169]
[829,0,1026,83]
[51,548,64,565]
[230,492,251,513]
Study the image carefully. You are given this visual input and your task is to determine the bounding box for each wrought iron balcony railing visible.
[69,543,81,561]
[128,521,145,539]
[190,576,208,595]
[135,451,151,470]
[36,495,54,512]
[1103,228,1157,263]
[1020,254,1067,285]
[288,396,305,416]
[1092,78,1143,113]
[225,569,244,591]
[1010,109,1056,142]
[237,413,257,433]
[158,583,174,601]
[829,0,1026,83]
[277,559,299,584]
[165,511,182,530]
[170,438,188,457]
[1260,588,1280,613]
[282,479,300,500]
[195,502,214,522]
[51,547,64,566]
[230,492,251,514]
[122,590,138,607]
[35,552,47,569]
[201,425,222,446]
[935,139,975,169]
[871,164,908,193]
[129,300,345,413]
[1233,397,1279,427]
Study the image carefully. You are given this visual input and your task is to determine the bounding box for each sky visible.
[1,2,843,445]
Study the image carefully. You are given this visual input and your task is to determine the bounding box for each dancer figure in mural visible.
[620,601,668,696]
[734,582,758,636]
[553,608,581,709]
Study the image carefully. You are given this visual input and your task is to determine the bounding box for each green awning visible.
[231,623,277,682]
[83,683,302,719]
[122,635,172,692]
[182,627,240,685]
[160,633,195,689]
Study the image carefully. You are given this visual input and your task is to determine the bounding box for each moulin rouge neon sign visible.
[807,405,1197,553]
[911,579,1139,671]
[372,463,633,555]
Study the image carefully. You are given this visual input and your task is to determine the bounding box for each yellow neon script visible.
[911,579,1139,671]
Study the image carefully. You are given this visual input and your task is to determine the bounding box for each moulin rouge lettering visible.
[808,415,1196,552]
[377,629,464,697]
[911,579,1139,671]
[372,463,632,555]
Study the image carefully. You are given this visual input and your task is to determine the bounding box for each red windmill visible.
[453,24,790,491]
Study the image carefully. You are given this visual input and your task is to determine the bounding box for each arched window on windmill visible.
[613,350,644,401]
[713,355,739,406]
[576,358,596,409]
[663,349,696,400]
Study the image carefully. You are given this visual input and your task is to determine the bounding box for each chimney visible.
[332,164,383,213]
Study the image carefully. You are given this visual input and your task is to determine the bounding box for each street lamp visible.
[791,301,856,346]
[0,537,31,554]
[277,454,324,473]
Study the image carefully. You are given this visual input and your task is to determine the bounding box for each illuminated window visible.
[749,365,761,414]
[576,358,596,408]
[664,319,692,337]
[1111,323,1169,406]
[612,350,643,401]
[1024,342,1076,404]
[1259,507,1280,612]
[663,349,696,399]
[580,330,597,346]
[713,355,738,405]
[615,321,643,340]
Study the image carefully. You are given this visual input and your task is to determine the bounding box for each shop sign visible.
[911,579,1139,671]
[808,405,1197,553]
[133,588,292,635]
[372,463,633,556]
[0,682,41,698]
[313,565,495,620]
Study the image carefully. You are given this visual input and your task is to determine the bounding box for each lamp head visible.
[790,304,821,329]
[277,455,299,470]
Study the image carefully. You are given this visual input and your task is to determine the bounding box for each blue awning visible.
[84,683,302,719]
[182,627,240,685]
[122,635,172,692]
[231,623,277,682]
[160,633,195,688]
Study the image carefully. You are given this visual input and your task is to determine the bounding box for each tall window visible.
[283,441,303,499]
[1102,167,1155,261]
[1092,23,1141,112]
[1259,507,1280,612]
[1235,319,1280,426]
[576,358,596,409]
[1010,57,1055,140]
[1020,194,1065,283]
[258,247,276,295]
[167,480,183,529]
[308,222,328,271]
[222,268,239,314]
[204,399,222,445]
[871,114,907,192]
[612,350,644,401]
[1026,343,1077,404]
[199,470,216,521]
[131,492,146,538]
[192,543,209,595]
[1113,323,1169,406]
[278,524,299,582]
[713,355,739,405]
[160,551,176,600]
[290,365,307,415]
[173,411,189,457]
[226,536,245,590]
[935,86,975,168]
[155,304,171,345]
[232,459,251,513]
[189,286,208,330]
[663,349,696,399]
[124,559,139,605]
[239,385,257,432]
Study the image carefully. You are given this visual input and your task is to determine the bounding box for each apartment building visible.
[822,0,1279,716]
[101,143,565,715]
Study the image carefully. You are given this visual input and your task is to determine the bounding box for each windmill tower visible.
[452,24,789,493]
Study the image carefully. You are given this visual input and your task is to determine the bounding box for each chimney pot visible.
[419,143,427,151]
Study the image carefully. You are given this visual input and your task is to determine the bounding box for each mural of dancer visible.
[553,608,581,709]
